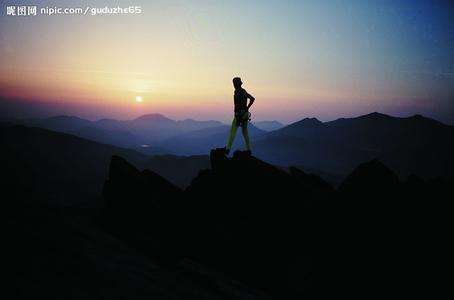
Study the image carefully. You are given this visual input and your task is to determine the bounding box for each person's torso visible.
[234,88,247,112]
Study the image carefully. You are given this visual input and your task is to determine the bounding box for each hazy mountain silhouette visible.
[75,126,143,148]
[97,114,224,133]
[15,114,224,150]
[253,120,284,131]
[178,118,226,131]
[132,113,175,123]
[159,124,266,155]
[253,112,454,179]
[24,115,93,132]
[14,112,454,181]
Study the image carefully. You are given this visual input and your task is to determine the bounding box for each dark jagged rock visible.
[101,155,184,260]
[289,166,335,197]
[185,150,334,297]
[103,155,182,223]
[326,158,453,296]
[100,149,335,298]
[338,158,400,196]
[104,155,182,207]
[209,147,230,170]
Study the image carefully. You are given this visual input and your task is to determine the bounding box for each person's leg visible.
[241,122,251,151]
[226,117,238,151]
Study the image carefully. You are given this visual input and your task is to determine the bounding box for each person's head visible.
[232,77,242,89]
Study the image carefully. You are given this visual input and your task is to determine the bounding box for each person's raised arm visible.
[246,92,255,109]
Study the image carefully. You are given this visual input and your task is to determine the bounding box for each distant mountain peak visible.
[48,115,87,121]
[255,120,283,125]
[327,112,393,125]
[329,112,448,127]
[360,112,446,127]
[253,120,284,131]
[178,118,222,124]
[363,112,391,119]
[301,117,322,122]
[97,118,117,122]
[406,114,447,127]
[133,113,172,122]
[408,114,434,122]
[296,117,323,126]
[339,159,399,194]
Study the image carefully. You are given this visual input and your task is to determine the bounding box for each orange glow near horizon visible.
[1,63,364,122]
[1,1,453,124]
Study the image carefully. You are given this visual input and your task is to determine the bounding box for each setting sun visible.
[135,96,143,103]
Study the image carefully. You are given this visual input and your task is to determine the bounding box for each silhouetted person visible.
[225,77,255,155]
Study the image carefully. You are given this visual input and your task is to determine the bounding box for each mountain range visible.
[17,113,225,151]
[253,112,454,179]
[12,113,272,155]
[9,111,454,180]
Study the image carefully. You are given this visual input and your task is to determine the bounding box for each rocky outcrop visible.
[101,155,183,258]
[338,158,400,196]
[104,155,182,213]
[101,150,453,298]
[101,149,334,297]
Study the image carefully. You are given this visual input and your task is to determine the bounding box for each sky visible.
[0,0,453,124]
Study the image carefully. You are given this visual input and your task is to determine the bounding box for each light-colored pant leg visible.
[226,117,238,150]
[241,122,251,151]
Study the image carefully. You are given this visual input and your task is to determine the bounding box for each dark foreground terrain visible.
[2,123,452,298]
